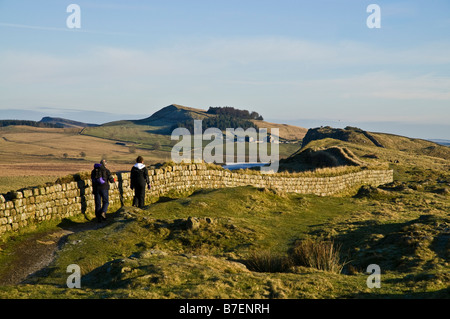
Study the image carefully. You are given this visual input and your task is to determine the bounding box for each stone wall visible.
[0,165,393,235]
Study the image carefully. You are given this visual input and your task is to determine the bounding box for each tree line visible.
[174,114,258,134]
[207,106,264,121]
[172,106,265,134]
[0,120,63,128]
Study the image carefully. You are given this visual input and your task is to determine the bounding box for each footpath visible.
[0,217,111,286]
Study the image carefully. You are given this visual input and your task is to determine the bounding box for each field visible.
[82,121,303,159]
[0,123,449,300]
[0,125,170,193]
[0,124,301,194]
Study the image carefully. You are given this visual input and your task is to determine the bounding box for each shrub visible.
[245,249,292,273]
[290,239,344,273]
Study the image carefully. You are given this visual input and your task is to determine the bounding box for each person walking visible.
[91,159,115,222]
[130,156,150,208]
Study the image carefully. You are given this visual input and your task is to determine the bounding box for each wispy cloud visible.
[1,36,449,124]
[2,36,449,82]
[0,22,134,36]
[0,22,71,32]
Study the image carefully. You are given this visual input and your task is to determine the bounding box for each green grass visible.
[82,122,302,161]
[82,124,175,152]
[0,134,448,299]
[0,176,448,298]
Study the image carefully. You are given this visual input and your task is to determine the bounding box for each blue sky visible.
[1,1,449,139]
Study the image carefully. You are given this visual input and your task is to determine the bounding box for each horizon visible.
[1,1,449,140]
[1,104,449,142]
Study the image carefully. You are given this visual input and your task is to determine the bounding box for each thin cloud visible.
[0,22,134,36]
[1,37,449,125]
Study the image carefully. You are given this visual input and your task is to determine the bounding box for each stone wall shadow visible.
[116,172,125,208]
[77,179,91,222]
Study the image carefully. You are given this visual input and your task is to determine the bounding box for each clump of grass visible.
[245,249,292,273]
[55,171,91,184]
[290,239,344,274]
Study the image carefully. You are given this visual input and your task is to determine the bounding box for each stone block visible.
[22,189,33,198]
[48,186,56,193]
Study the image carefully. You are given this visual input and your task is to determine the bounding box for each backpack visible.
[92,164,106,185]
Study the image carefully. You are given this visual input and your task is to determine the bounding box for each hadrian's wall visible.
[0,165,394,236]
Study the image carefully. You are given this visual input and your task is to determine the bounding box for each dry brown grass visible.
[0,126,167,161]
[290,239,345,273]
[0,126,170,192]
[245,250,293,273]
[0,126,144,162]
[251,120,308,141]
[0,162,138,178]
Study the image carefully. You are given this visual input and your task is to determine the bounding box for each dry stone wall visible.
[0,165,393,236]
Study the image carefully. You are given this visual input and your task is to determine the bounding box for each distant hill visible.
[39,117,98,128]
[134,104,212,127]
[131,104,307,141]
[252,120,308,141]
[0,108,148,125]
[302,126,450,161]
[429,139,450,146]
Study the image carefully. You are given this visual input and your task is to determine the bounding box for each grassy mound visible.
[302,126,450,161]
[279,146,367,172]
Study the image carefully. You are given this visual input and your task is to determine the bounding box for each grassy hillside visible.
[82,121,302,162]
[39,117,98,129]
[0,174,448,299]
[135,104,214,127]
[252,120,307,141]
[0,135,448,298]
[302,137,449,175]
[0,115,449,299]
[81,122,176,153]
[302,126,450,161]
[370,132,450,160]
[81,104,307,160]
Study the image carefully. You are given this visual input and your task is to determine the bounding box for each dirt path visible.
[0,220,108,286]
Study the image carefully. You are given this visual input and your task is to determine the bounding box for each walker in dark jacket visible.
[91,160,115,222]
[130,158,150,208]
